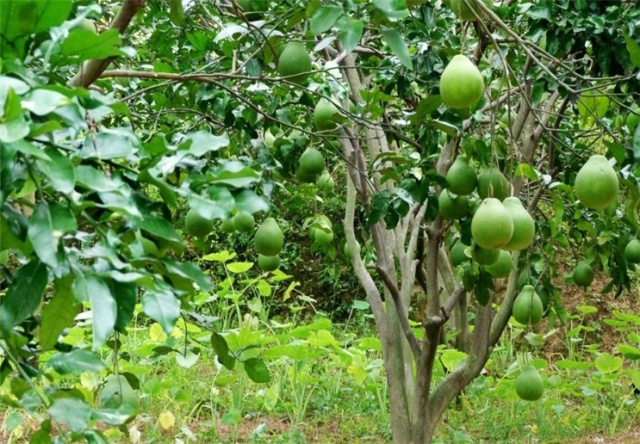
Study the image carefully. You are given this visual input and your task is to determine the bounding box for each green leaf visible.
[27,203,60,268]
[79,129,136,160]
[339,19,364,54]
[37,148,75,194]
[594,352,622,374]
[180,130,229,157]
[310,6,343,36]
[0,259,48,337]
[188,192,232,220]
[373,0,409,20]
[624,33,640,68]
[164,258,212,291]
[23,89,70,116]
[61,29,126,62]
[244,357,271,383]
[633,125,640,160]
[7,140,50,161]
[90,405,136,426]
[48,350,106,375]
[142,290,180,335]
[0,115,30,143]
[0,0,73,40]
[74,274,117,349]
[211,332,235,370]
[202,250,236,262]
[75,165,121,192]
[382,29,412,70]
[136,216,182,243]
[40,275,78,350]
[49,202,77,233]
[617,344,640,360]
[47,398,91,432]
[211,161,261,188]
[234,189,270,214]
[226,262,253,274]
[109,281,137,333]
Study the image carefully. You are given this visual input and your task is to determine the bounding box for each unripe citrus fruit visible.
[313,98,341,132]
[278,42,312,85]
[515,366,544,401]
[502,197,535,251]
[100,375,138,409]
[471,243,499,265]
[314,228,334,246]
[450,0,492,21]
[258,254,280,271]
[255,217,284,256]
[485,249,513,278]
[185,209,214,238]
[78,18,97,33]
[471,198,514,249]
[446,155,477,196]
[626,104,640,133]
[512,285,543,325]
[573,262,594,287]
[477,167,509,200]
[450,239,470,266]
[317,170,335,193]
[221,218,236,233]
[439,190,470,220]
[232,212,255,233]
[624,238,640,264]
[440,55,485,109]
[344,240,361,258]
[298,147,325,178]
[574,155,618,210]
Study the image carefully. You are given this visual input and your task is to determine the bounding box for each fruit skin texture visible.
[298,147,325,179]
[512,285,543,325]
[485,250,513,278]
[447,155,477,196]
[471,243,499,265]
[450,0,492,21]
[313,99,341,132]
[477,167,509,200]
[185,209,214,238]
[515,366,544,401]
[232,212,255,233]
[314,228,334,245]
[221,218,236,233]
[471,198,514,249]
[440,55,485,109]
[625,239,640,264]
[502,197,535,251]
[450,240,470,266]
[574,155,619,210]
[573,262,594,287]
[277,42,312,85]
[255,217,284,256]
[258,254,280,271]
[317,170,335,193]
[438,190,470,220]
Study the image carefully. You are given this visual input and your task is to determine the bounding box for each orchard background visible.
[1,0,640,443]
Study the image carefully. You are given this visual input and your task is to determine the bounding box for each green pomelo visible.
[574,155,619,210]
[447,155,477,196]
[450,0,492,21]
[624,239,640,264]
[485,250,513,278]
[317,170,335,193]
[500,110,517,126]
[78,18,97,33]
[450,239,470,267]
[471,243,499,265]
[502,197,535,251]
[344,240,361,258]
[236,0,268,20]
[258,254,280,271]
[438,190,470,220]
[185,209,214,238]
[314,228,334,246]
[515,366,544,401]
[298,147,325,176]
[221,218,236,233]
[314,98,341,132]
[573,262,594,287]
[477,167,509,200]
[512,285,543,325]
[626,104,640,133]
[296,167,319,183]
[471,198,514,249]
[440,55,485,109]
[100,375,138,409]
[232,212,255,233]
[255,217,284,256]
[277,42,312,84]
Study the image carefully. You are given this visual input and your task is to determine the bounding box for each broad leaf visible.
[37,148,75,194]
[0,259,48,337]
[142,290,180,334]
[47,398,91,432]
[211,332,235,370]
[40,275,78,350]
[61,29,126,62]
[339,19,364,54]
[74,274,117,349]
[382,29,412,70]
[48,350,106,375]
[244,357,271,383]
[310,6,343,36]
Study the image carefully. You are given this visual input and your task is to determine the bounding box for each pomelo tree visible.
[0,0,639,443]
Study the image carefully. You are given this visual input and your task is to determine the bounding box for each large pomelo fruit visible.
[450,0,492,21]
[512,284,543,325]
[317,170,335,193]
[485,250,513,278]
[471,243,499,265]
[258,254,280,271]
[471,198,514,249]
[440,55,485,109]
[447,155,477,196]
[278,42,312,84]
[574,155,618,210]
[573,261,594,287]
[314,98,341,132]
[450,239,470,266]
[477,167,509,200]
[439,190,470,220]
[624,238,640,264]
[185,209,213,238]
[232,212,255,233]
[515,366,544,401]
[502,197,535,251]
[298,148,325,177]
[255,217,284,256]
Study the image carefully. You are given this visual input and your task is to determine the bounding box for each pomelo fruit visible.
[313,98,341,132]
[344,240,360,258]
[258,254,280,271]
[485,249,513,278]
[317,170,335,193]
[512,284,543,325]
[78,18,97,33]
[298,147,325,178]
[450,0,492,21]
[185,209,214,238]
[471,198,514,249]
[502,197,535,251]
[471,243,499,265]
[100,375,138,409]
[515,366,544,401]
[232,212,255,233]
[574,155,618,210]
[626,104,640,134]
[236,0,268,20]
[255,217,284,256]
[221,218,236,233]
[450,239,470,266]
[477,167,509,200]
[573,262,594,287]
[439,190,470,220]
[314,228,334,246]
[624,238,640,264]
[277,42,312,85]
[446,155,477,196]
[440,55,485,109]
